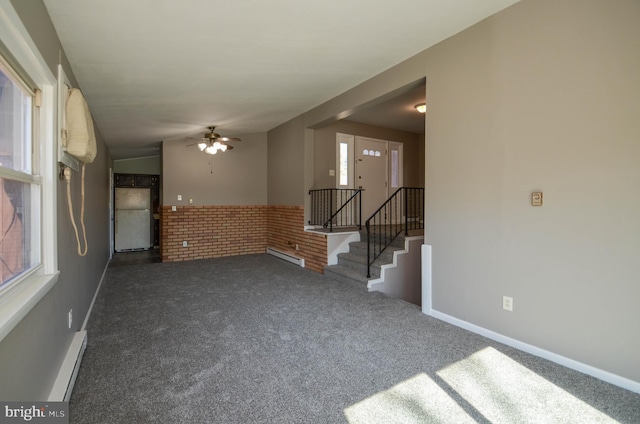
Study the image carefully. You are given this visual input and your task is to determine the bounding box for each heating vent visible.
[266,247,305,267]
[49,330,87,401]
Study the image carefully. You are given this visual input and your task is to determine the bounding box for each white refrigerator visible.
[114,187,152,251]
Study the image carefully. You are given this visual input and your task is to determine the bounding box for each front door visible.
[355,137,388,219]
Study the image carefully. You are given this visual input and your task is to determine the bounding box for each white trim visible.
[430,309,640,395]
[48,330,87,401]
[40,83,57,274]
[81,260,110,331]
[336,133,354,188]
[388,141,403,189]
[266,247,305,267]
[0,1,55,85]
[0,0,59,341]
[0,271,59,341]
[421,244,432,315]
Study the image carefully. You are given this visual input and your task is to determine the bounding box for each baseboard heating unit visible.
[266,247,305,267]
[49,330,87,401]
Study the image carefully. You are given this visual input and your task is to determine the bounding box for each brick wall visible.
[160,204,328,273]
[161,205,267,261]
[267,205,327,273]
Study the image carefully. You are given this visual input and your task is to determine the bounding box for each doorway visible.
[355,136,388,219]
[336,134,406,221]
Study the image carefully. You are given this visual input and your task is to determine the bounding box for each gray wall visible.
[267,0,640,384]
[313,120,422,189]
[0,0,111,400]
[114,156,161,175]
[163,133,267,206]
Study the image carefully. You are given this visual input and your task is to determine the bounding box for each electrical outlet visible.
[177,194,182,201]
[182,240,188,247]
[68,309,73,329]
[171,205,177,211]
[503,296,513,312]
[189,198,193,204]
[295,244,299,251]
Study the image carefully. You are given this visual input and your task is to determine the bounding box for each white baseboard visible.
[48,330,87,401]
[429,310,640,395]
[266,247,305,267]
[430,310,640,394]
[81,259,109,331]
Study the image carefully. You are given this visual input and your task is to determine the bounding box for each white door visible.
[355,137,388,220]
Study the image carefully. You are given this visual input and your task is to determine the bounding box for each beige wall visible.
[268,116,307,205]
[423,0,640,382]
[162,133,267,206]
[267,0,640,385]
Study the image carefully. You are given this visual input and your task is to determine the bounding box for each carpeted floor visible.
[70,254,640,423]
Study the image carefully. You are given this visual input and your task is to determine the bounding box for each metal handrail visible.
[308,188,362,231]
[365,187,424,278]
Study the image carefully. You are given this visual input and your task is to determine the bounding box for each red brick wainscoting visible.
[160,204,328,273]
[161,205,267,262]
[267,205,327,273]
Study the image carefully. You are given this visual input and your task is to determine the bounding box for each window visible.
[339,142,348,186]
[0,55,39,288]
[0,2,58,342]
[391,149,399,188]
[336,133,354,188]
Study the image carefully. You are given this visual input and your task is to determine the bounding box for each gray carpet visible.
[70,254,640,423]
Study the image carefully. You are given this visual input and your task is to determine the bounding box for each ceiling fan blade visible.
[224,144,234,150]
[217,136,241,142]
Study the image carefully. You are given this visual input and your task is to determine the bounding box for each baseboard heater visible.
[49,330,87,401]
[266,247,305,267]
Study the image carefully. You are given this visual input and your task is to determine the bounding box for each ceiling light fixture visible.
[198,141,228,155]
[415,103,427,113]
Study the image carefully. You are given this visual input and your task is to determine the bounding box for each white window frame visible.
[0,1,59,342]
[336,133,354,189]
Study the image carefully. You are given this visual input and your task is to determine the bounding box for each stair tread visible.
[324,264,370,284]
[337,252,391,267]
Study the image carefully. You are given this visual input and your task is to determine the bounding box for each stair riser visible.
[323,267,368,288]
[360,233,406,247]
[346,246,397,264]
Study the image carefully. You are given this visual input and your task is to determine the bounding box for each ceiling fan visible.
[191,126,241,155]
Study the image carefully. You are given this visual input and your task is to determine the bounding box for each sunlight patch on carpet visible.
[436,347,616,423]
[344,373,475,424]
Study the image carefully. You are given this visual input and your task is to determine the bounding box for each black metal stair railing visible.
[366,187,424,278]
[308,188,362,232]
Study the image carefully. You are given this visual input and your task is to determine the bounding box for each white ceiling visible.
[42,0,519,159]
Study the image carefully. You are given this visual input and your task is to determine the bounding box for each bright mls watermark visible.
[0,403,68,424]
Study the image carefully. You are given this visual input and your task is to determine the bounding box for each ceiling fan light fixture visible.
[192,126,240,155]
[415,103,427,113]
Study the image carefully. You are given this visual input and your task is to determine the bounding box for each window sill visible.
[0,270,60,342]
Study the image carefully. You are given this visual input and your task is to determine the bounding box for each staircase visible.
[323,230,407,287]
